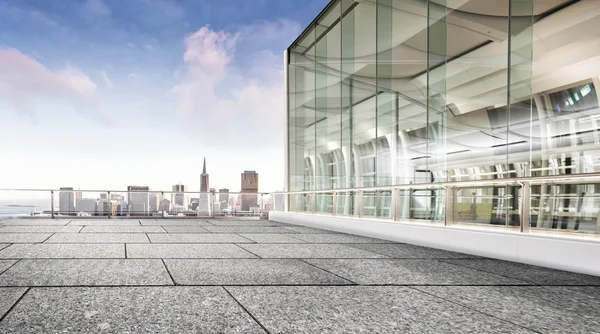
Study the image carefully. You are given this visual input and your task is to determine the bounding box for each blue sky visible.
[0,0,328,194]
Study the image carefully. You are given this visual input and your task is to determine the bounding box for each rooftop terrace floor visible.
[0,218,599,333]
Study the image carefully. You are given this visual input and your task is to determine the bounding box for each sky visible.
[0,0,329,195]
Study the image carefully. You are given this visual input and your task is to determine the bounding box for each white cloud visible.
[173,24,288,148]
[100,71,114,88]
[29,10,59,27]
[127,72,137,78]
[0,48,100,122]
[144,44,154,51]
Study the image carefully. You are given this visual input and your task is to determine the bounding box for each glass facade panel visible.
[286,0,600,233]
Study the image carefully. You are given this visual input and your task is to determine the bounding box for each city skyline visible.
[0,0,329,194]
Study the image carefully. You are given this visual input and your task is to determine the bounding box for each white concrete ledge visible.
[270,211,600,277]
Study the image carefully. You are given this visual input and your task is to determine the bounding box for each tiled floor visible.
[1,218,599,333]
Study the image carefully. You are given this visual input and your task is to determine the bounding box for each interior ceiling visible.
[433,0,572,17]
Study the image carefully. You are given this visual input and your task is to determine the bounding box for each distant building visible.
[127,186,149,216]
[149,193,159,213]
[190,197,199,211]
[75,191,83,200]
[59,187,75,216]
[172,183,187,208]
[241,171,259,211]
[198,157,210,215]
[159,199,171,212]
[76,198,97,215]
[219,188,230,209]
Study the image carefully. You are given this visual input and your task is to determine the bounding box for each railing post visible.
[260,193,264,218]
[107,191,111,219]
[311,192,316,214]
[393,189,400,222]
[161,192,165,219]
[520,182,531,233]
[444,186,454,226]
[332,191,337,216]
[50,190,54,219]
[358,190,364,218]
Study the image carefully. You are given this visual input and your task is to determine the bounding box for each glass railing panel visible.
[410,188,445,222]
[316,192,333,214]
[453,186,520,227]
[335,191,357,216]
[530,182,600,233]
[0,190,52,218]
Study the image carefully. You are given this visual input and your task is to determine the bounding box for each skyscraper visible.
[172,183,187,208]
[241,171,259,211]
[127,186,149,216]
[219,188,230,209]
[198,157,210,215]
[59,187,75,216]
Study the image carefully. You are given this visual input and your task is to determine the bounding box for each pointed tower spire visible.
[202,157,206,174]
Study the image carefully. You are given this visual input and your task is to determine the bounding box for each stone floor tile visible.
[161,226,211,233]
[279,226,339,234]
[0,244,9,251]
[237,244,387,259]
[148,233,253,243]
[165,259,352,285]
[140,219,214,226]
[226,286,534,334]
[44,233,149,243]
[203,226,293,233]
[80,226,166,233]
[0,287,28,320]
[349,243,478,259]
[0,260,18,274]
[0,234,53,243]
[442,259,600,285]
[417,286,600,333]
[127,244,258,258]
[0,220,69,226]
[291,234,393,244]
[67,220,141,226]
[305,259,527,285]
[238,234,308,243]
[0,259,172,286]
[206,220,285,226]
[0,226,83,233]
[0,244,124,259]
[0,287,265,333]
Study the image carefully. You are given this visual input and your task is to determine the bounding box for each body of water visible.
[0,206,46,217]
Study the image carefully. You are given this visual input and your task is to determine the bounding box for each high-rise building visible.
[172,183,187,208]
[219,188,230,209]
[241,171,259,211]
[149,193,159,213]
[59,187,75,216]
[127,186,149,216]
[76,198,97,215]
[75,191,83,201]
[198,157,210,215]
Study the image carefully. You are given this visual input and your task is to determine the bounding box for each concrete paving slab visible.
[305,259,527,285]
[0,288,28,320]
[279,226,339,234]
[0,220,69,226]
[127,244,258,258]
[0,244,9,251]
[204,226,293,233]
[161,226,211,233]
[0,287,265,333]
[44,233,150,243]
[349,243,478,259]
[206,220,285,226]
[238,244,387,259]
[141,219,213,226]
[226,286,534,334]
[0,260,18,274]
[418,286,600,333]
[0,233,53,243]
[67,220,141,226]
[238,234,308,243]
[0,226,83,233]
[165,259,352,285]
[0,259,172,286]
[148,233,253,243]
[0,244,124,259]
[80,226,166,233]
[442,259,600,285]
[291,234,393,244]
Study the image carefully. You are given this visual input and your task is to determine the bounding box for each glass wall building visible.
[285,0,600,234]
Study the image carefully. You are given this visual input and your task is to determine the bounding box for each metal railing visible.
[274,173,600,236]
[0,189,277,219]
